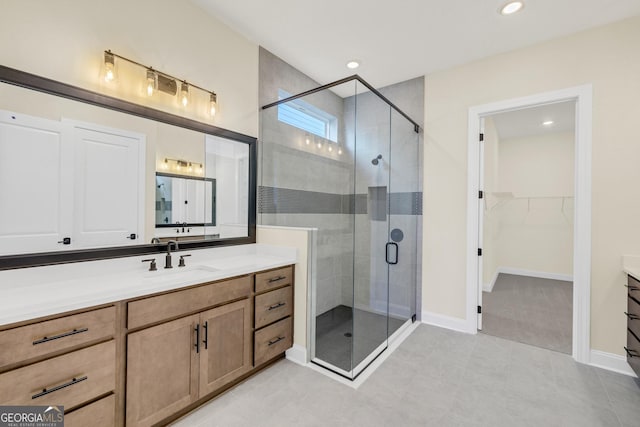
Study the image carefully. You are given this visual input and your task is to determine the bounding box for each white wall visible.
[423,16,640,355]
[0,0,258,137]
[491,132,575,280]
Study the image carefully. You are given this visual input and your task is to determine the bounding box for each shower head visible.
[371,154,382,165]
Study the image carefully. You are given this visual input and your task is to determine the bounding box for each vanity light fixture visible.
[103,51,116,82]
[180,81,189,107]
[499,1,524,15]
[146,68,157,96]
[101,50,218,117]
[209,92,217,117]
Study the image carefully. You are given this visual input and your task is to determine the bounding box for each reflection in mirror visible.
[205,135,249,239]
[0,72,254,262]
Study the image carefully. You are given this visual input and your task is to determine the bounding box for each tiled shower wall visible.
[258,47,424,318]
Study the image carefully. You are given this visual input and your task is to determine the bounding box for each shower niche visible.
[260,76,421,379]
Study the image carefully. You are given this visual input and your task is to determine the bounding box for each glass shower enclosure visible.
[260,76,420,379]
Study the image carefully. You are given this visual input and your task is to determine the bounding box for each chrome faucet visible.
[150,237,160,244]
[165,240,179,269]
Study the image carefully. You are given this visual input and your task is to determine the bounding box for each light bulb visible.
[163,159,169,170]
[209,93,217,117]
[198,164,203,174]
[317,142,322,149]
[338,148,343,155]
[146,69,156,96]
[176,163,181,171]
[328,146,333,152]
[305,134,310,145]
[104,51,115,82]
[188,162,193,173]
[180,82,189,107]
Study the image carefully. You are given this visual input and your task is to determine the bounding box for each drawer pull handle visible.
[624,312,640,321]
[194,324,200,354]
[32,376,88,399]
[625,285,640,291]
[268,336,285,346]
[268,302,286,311]
[624,346,640,358]
[33,328,89,345]
[268,275,286,283]
[203,321,209,350]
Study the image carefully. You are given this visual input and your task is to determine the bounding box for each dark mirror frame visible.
[155,172,217,227]
[0,65,257,270]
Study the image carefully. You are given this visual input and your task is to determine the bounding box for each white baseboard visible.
[589,349,637,377]
[496,267,573,283]
[483,270,500,292]
[421,310,474,334]
[285,344,308,366]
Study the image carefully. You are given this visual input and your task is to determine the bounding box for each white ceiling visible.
[192,0,640,91]
[491,101,576,140]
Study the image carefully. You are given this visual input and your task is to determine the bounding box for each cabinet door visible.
[126,314,199,427]
[0,111,73,255]
[199,299,252,396]
[72,125,144,248]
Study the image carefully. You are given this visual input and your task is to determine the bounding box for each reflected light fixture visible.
[328,145,333,152]
[163,158,204,175]
[338,147,343,155]
[104,51,116,82]
[500,1,524,15]
[346,60,360,70]
[101,50,218,119]
[305,134,311,145]
[317,141,322,149]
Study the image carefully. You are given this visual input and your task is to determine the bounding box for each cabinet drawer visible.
[255,286,293,329]
[128,275,251,329]
[255,266,293,293]
[627,295,640,340]
[0,306,115,371]
[65,394,115,427]
[254,317,292,366]
[626,328,640,376]
[0,341,115,409]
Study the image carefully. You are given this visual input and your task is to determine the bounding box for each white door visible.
[0,111,73,255]
[72,126,143,248]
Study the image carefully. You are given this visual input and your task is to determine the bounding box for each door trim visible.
[465,84,592,363]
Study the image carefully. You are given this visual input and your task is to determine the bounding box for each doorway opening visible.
[479,102,575,354]
[466,85,592,363]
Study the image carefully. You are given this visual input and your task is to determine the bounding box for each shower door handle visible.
[386,242,398,265]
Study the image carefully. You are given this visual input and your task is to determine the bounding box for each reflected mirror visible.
[0,65,256,266]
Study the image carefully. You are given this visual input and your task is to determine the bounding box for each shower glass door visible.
[388,109,419,337]
[351,81,391,377]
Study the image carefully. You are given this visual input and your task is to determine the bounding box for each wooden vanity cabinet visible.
[125,275,253,427]
[0,306,117,423]
[626,274,640,376]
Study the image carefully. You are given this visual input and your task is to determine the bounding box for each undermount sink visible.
[142,265,220,284]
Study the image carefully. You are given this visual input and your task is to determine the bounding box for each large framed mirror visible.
[0,65,256,269]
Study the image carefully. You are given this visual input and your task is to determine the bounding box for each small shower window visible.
[277,89,337,141]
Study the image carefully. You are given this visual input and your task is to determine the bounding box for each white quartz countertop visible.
[0,244,296,326]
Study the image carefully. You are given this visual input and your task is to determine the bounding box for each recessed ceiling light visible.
[500,1,524,15]
[346,60,360,70]
[542,120,554,126]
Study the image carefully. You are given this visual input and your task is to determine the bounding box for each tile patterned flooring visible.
[482,274,573,354]
[172,324,640,427]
